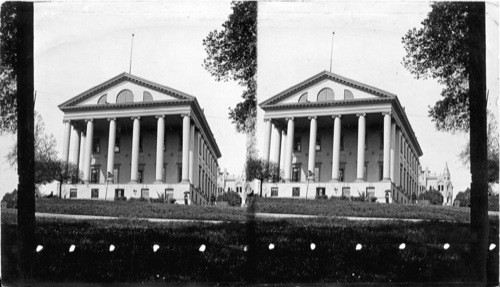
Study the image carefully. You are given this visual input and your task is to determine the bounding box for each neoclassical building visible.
[58,73,221,204]
[259,71,423,203]
[419,164,454,205]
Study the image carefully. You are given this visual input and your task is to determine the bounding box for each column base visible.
[382,178,391,182]
[355,179,365,182]
[181,179,190,184]
[129,180,138,184]
[284,179,291,183]
[154,180,164,184]
[330,179,339,183]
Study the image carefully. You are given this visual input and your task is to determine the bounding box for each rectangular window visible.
[292,187,300,197]
[141,189,149,199]
[165,188,174,200]
[271,187,278,197]
[137,168,144,184]
[70,189,77,198]
[91,188,99,199]
[115,188,124,199]
[114,137,120,153]
[342,187,350,197]
[113,166,119,184]
[314,164,321,182]
[293,137,301,152]
[316,187,325,196]
[339,168,345,182]
[315,137,321,151]
[292,164,301,182]
[90,165,100,183]
[92,138,100,154]
[366,187,375,200]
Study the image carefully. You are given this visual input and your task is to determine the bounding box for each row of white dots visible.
[35,243,498,253]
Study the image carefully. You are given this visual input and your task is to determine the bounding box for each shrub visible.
[455,188,470,207]
[418,189,443,205]
[216,191,241,207]
[1,189,17,208]
[315,194,328,200]
[370,197,378,203]
[169,198,176,204]
[115,196,127,201]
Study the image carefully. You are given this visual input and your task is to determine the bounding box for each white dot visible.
[269,243,275,250]
[109,244,115,252]
[399,243,406,250]
[489,244,496,251]
[199,244,206,252]
[443,243,450,250]
[243,245,248,252]
[69,245,76,252]
[153,244,160,252]
[355,244,362,250]
[36,245,43,252]
[310,243,316,250]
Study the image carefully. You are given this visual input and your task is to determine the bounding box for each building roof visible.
[58,72,221,158]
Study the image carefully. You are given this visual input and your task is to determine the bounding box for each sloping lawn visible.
[2,211,498,283]
[255,197,476,222]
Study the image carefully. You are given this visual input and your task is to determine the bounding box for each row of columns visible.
[262,112,395,183]
[62,114,194,185]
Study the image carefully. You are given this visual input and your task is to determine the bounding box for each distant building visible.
[259,71,423,203]
[217,168,261,198]
[418,163,454,205]
[58,73,221,204]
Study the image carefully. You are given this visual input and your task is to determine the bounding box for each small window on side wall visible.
[271,187,278,197]
[292,187,300,197]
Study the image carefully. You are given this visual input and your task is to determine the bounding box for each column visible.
[107,118,117,182]
[79,133,86,172]
[71,127,81,166]
[390,122,396,182]
[356,113,366,181]
[307,116,317,180]
[263,119,272,161]
[331,115,341,181]
[383,112,391,180]
[181,114,190,182]
[188,124,195,182]
[82,119,93,183]
[272,125,282,165]
[62,120,72,164]
[283,117,294,182]
[155,115,165,183]
[279,130,287,171]
[130,117,141,183]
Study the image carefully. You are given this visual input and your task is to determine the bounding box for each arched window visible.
[143,91,153,101]
[116,89,134,103]
[317,88,334,101]
[344,89,354,99]
[97,94,107,104]
[298,92,308,103]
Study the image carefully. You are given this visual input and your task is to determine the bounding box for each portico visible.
[58,73,221,204]
[260,71,423,203]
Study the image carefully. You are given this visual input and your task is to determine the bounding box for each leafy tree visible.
[455,188,471,207]
[418,187,443,205]
[245,157,279,197]
[203,1,257,134]
[402,2,489,282]
[216,191,242,207]
[1,188,18,208]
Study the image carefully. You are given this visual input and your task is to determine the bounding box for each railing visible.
[391,183,409,204]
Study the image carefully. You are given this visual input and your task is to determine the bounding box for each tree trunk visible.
[15,2,35,280]
[467,2,489,283]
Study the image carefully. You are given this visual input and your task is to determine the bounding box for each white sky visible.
[255,1,499,194]
[0,1,498,198]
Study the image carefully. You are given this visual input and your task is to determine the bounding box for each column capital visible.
[107,118,116,122]
[181,113,191,118]
[264,118,271,123]
[155,115,166,119]
[356,113,366,117]
[63,119,71,124]
[131,116,141,120]
[285,117,294,121]
[308,116,317,120]
[382,112,392,116]
[85,119,93,123]
[332,115,341,119]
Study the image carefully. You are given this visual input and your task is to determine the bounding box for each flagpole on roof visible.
[330,31,335,72]
[129,33,135,74]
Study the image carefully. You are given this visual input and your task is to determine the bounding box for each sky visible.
[255,1,499,194]
[0,1,248,197]
[0,1,498,199]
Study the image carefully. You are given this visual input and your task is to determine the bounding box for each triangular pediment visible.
[260,71,396,107]
[59,73,194,109]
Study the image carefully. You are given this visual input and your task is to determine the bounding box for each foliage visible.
[0,2,18,134]
[1,189,17,208]
[455,188,471,207]
[1,213,498,283]
[402,2,470,132]
[245,157,279,183]
[216,191,242,207]
[315,194,328,200]
[203,1,257,133]
[418,188,444,205]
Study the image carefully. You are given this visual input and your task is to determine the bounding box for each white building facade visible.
[259,71,423,203]
[58,73,221,205]
[419,163,454,205]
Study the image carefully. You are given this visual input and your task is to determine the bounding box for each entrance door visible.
[115,188,124,199]
[316,187,325,196]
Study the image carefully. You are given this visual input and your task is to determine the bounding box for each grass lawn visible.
[2,210,498,284]
[33,196,494,222]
